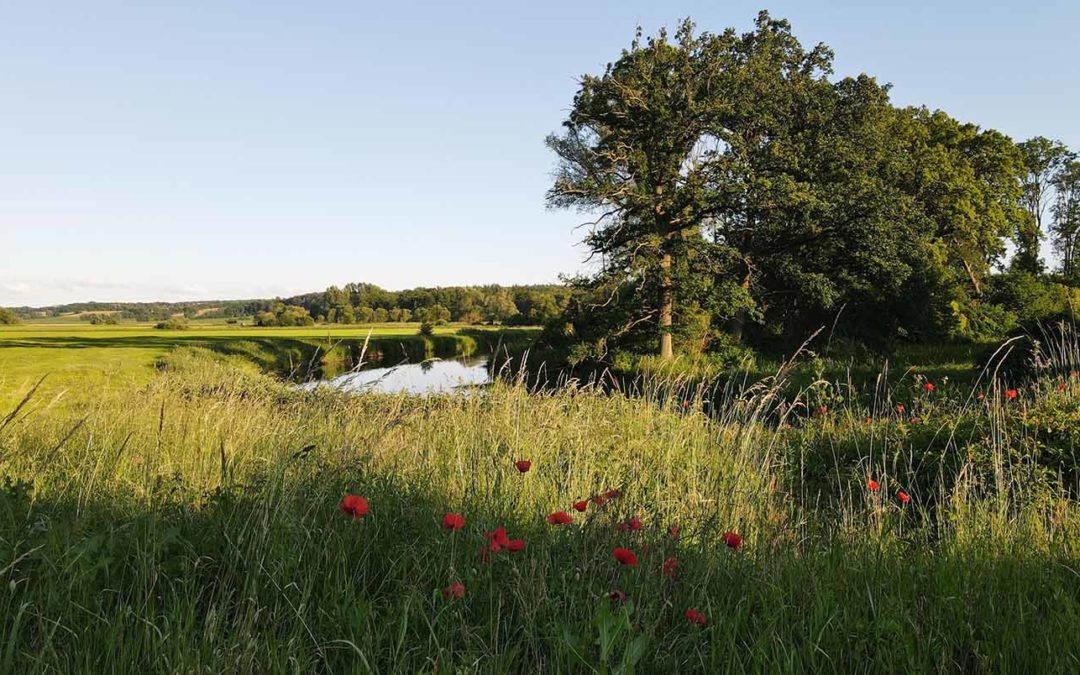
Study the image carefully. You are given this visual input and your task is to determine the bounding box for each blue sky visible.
[2,1,1077,306]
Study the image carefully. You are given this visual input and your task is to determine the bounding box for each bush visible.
[0,307,20,324]
[154,317,190,330]
[419,322,435,337]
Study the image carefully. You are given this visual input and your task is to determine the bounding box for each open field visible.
[1,338,1079,671]
[0,323,520,408]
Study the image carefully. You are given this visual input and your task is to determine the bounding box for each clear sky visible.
[2,1,1077,306]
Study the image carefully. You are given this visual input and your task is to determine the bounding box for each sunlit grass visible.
[0,348,1078,671]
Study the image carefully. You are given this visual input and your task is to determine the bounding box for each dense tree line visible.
[545,13,1080,362]
[6,285,571,327]
[292,283,571,326]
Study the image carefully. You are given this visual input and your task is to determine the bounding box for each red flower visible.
[572,500,589,512]
[546,511,573,525]
[591,495,606,507]
[667,525,680,538]
[339,495,368,520]
[612,547,638,567]
[894,403,905,415]
[616,516,643,532]
[442,581,465,600]
[442,513,465,531]
[662,557,679,577]
[505,539,525,552]
[817,405,828,415]
[923,382,935,392]
[1005,389,1018,400]
[897,490,911,504]
[685,608,707,625]
[721,531,742,549]
[1058,381,1068,392]
[867,479,880,492]
[514,460,532,473]
[609,590,627,605]
[604,489,622,500]
[485,527,510,551]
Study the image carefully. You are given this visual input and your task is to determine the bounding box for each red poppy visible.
[1005,389,1018,400]
[546,511,573,525]
[897,490,911,504]
[662,557,679,577]
[617,516,643,532]
[505,539,525,552]
[867,479,880,492]
[721,531,742,549]
[485,527,510,551]
[442,581,465,600]
[685,608,707,625]
[609,590,627,604]
[572,500,589,512]
[817,405,828,415]
[339,495,368,520]
[612,547,638,567]
[591,495,606,507]
[923,382,935,392]
[604,489,622,500]
[667,525,680,538]
[514,460,532,473]
[894,403,905,415]
[442,513,465,531]
[1059,381,1068,392]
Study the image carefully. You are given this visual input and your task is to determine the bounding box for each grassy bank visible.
[0,323,534,408]
[0,348,1078,672]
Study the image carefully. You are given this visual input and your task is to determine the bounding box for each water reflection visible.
[304,357,491,394]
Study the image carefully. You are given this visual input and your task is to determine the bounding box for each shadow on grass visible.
[1,461,1079,673]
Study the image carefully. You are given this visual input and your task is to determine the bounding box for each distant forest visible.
[9,283,571,327]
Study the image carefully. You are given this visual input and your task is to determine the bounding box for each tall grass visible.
[0,347,1078,672]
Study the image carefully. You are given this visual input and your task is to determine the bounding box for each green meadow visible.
[1,324,1079,672]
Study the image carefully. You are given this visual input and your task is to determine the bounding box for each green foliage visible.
[0,307,19,325]
[254,303,314,327]
[153,317,190,330]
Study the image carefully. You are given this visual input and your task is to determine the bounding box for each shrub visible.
[154,317,190,330]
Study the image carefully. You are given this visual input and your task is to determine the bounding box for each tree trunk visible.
[962,259,983,298]
[728,263,752,342]
[659,249,673,360]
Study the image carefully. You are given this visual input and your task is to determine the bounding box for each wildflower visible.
[897,490,911,504]
[514,460,532,473]
[867,479,880,492]
[505,539,525,552]
[894,403,905,415]
[977,392,985,402]
[817,405,828,416]
[485,527,511,552]
[612,547,638,567]
[339,495,368,520]
[546,511,573,525]
[591,495,606,507]
[1005,389,1018,400]
[617,516,643,532]
[604,489,622,500]
[442,581,465,600]
[572,500,589,512]
[662,557,679,578]
[1058,381,1067,392]
[442,513,465,531]
[667,525,680,538]
[609,590,627,605]
[685,608,707,625]
[721,531,742,549]
[923,382,935,392]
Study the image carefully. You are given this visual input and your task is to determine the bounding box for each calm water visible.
[304,357,491,394]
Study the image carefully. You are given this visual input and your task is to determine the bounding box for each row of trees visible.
[295,283,571,326]
[546,12,1079,360]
